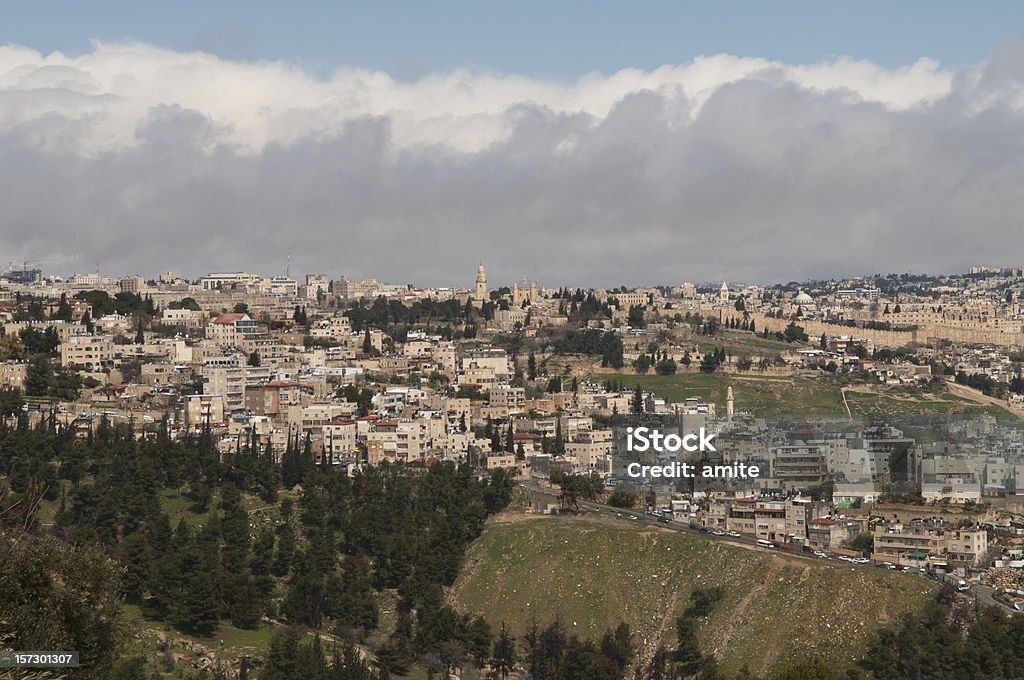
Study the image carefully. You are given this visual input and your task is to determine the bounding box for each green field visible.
[451,513,935,676]
[844,390,1007,417]
[593,371,847,416]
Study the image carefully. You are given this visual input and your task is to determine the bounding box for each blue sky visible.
[5,1,1022,79]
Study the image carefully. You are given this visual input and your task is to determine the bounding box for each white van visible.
[757,539,775,549]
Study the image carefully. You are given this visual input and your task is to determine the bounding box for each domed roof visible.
[794,291,813,303]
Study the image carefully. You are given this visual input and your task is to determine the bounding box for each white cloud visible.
[0,42,954,155]
[0,40,1021,286]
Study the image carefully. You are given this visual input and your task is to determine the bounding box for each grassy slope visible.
[844,390,1006,417]
[451,513,935,676]
[592,371,1010,418]
[592,371,847,416]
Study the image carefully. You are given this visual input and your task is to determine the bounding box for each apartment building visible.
[367,420,425,464]
[873,524,988,566]
[60,334,115,371]
[183,394,226,430]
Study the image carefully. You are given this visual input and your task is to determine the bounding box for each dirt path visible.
[946,381,1021,417]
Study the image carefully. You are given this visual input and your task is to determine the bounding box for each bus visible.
[757,539,776,549]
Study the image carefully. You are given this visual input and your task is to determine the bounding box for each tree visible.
[0,535,126,675]
[492,621,517,679]
[0,387,24,417]
[0,333,25,361]
[248,351,261,367]
[233,302,249,314]
[654,358,677,375]
[528,352,537,380]
[608,488,638,508]
[631,385,644,414]
[633,354,651,374]
[466,616,493,668]
[783,322,808,343]
[362,328,372,354]
[55,293,73,321]
[25,354,53,397]
[134,317,145,344]
[699,350,720,373]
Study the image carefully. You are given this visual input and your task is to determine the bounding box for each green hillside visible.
[451,513,935,676]
[591,371,846,415]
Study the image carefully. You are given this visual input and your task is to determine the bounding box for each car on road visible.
[813,551,828,558]
[727,531,741,538]
[712,530,726,536]
[854,557,870,564]
[698,528,710,534]
[629,515,639,520]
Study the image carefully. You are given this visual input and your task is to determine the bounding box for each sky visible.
[2,3,1024,286]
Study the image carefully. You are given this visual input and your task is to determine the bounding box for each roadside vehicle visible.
[756,539,775,549]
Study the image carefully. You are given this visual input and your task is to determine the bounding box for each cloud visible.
[0,40,1020,286]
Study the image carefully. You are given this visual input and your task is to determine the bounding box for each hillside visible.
[451,512,936,676]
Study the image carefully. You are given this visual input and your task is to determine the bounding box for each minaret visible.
[473,263,488,304]
[727,386,734,420]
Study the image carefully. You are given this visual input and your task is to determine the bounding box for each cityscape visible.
[5,260,1024,676]
[7,3,1024,679]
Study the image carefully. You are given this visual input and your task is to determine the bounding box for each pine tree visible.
[493,621,517,679]
[632,385,644,414]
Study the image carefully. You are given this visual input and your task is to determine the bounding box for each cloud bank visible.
[0,40,1022,286]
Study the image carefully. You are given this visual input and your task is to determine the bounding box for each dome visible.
[794,291,813,304]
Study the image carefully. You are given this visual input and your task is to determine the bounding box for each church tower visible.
[727,385,734,420]
[473,263,488,304]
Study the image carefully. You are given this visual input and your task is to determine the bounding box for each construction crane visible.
[4,258,56,284]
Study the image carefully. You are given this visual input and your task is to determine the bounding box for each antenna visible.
[286,253,291,279]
